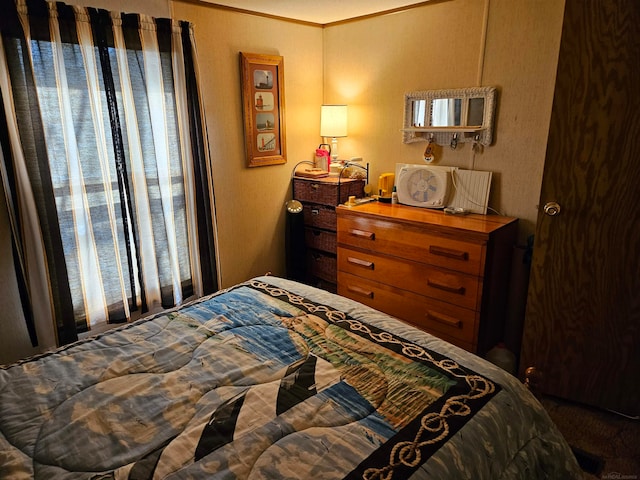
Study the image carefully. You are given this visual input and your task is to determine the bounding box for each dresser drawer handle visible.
[426,310,462,329]
[311,183,319,190]
[347,257,374,269]
[427,279,466,295]
[347,285,374,299]
[429,245,469,261]
[349,228,375,240]
[311,208,320,216]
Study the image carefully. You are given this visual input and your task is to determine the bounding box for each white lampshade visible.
[320,105,348,138]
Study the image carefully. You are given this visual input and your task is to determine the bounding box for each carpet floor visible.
[540,395,640,480]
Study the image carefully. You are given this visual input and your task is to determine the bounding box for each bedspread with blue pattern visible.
[0,276,582,479]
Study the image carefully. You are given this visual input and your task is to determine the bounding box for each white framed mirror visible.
[402,86,497,147]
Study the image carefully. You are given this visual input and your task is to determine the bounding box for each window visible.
[0,0,217,345]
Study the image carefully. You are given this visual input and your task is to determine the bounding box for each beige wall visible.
[323,0,565,242]
[174,0,566,294]
[480,0,565,237]
[170,3,324,287]
[0,0,565,364]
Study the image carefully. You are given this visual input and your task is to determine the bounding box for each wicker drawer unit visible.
[302,203,336,233]
[336,202,517,354]
[293,176,364,292]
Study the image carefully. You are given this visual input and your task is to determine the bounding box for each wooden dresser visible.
[292,176,364,292]
[336,202,517,354]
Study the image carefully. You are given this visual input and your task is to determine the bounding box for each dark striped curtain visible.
[0,0,218,346]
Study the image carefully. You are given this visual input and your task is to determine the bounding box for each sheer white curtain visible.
[0,0,218,346]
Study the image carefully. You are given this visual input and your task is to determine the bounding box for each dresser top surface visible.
[337,202,517,235]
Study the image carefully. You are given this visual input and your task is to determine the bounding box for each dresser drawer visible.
[337,272,478,350]
[338,246,481,311]
[303,204,336,231]
[294,178,363,206]
[305,228,336,254]
[337,215,485,276]
[307,250,336,283]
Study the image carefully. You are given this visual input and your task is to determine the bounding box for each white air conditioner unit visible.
[394,163,493,214]
[394,164,454,208]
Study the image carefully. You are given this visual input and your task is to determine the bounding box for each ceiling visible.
[200,0,432,25]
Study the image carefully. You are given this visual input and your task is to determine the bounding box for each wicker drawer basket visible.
[302,204,335,230]
[305,227,336,254]
[307,251,336,283]
[293,178,364,206]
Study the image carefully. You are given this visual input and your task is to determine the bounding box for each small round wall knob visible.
[543,202,561,216]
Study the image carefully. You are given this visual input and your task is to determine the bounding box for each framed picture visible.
[240,52,287,167]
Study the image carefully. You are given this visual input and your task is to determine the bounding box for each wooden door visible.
[520,0,640,416]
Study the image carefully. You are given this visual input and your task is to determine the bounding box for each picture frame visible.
[240,52,287,167]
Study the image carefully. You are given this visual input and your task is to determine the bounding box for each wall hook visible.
[472,134,483,153]
[450,133,458,150]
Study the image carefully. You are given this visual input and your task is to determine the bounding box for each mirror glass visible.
[403,86,497,146]
[430,98,462,127]
[411,98,464,127]
[467,98,485,127]
[411,100,427,127]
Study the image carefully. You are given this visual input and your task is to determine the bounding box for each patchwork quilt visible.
[0,276,582,479]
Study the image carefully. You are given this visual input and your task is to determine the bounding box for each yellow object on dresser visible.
[336,202,517,354]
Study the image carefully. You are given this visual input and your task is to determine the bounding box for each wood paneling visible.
[521,0,640,416]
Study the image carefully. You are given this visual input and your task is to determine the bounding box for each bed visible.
[0,275,582,479]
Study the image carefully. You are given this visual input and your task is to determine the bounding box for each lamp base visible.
[331,137,339,161]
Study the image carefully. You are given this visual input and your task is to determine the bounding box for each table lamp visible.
[320,105,347,162]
